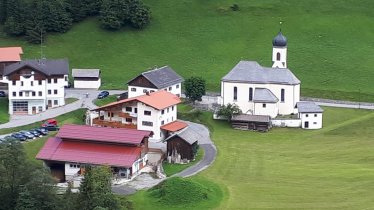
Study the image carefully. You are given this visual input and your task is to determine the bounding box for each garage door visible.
[13,101,28,115]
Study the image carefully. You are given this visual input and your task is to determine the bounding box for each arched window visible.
[233,87,237,101]
[277,52,281,61]
[249,87,253,101]
[281,88,285,102]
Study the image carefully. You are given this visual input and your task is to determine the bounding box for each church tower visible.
[272,31,287,68]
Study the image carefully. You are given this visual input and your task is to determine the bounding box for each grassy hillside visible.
[0,0,373,102]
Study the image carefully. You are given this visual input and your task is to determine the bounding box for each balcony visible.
[92,118,137,129]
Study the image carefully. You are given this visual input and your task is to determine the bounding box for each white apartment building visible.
[90,90,186,142]
[127,66,184,98]
[4,59,69,115]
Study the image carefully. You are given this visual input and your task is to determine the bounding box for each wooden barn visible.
[165,127,199,163]
[231,114,271,132]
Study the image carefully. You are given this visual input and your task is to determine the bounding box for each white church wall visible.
[272,47,287,68]
[254,102,278,118]
[272,119,301,127]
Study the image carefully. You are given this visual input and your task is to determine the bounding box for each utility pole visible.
[358,88,361,109]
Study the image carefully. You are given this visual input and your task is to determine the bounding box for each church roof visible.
[253,88,279,103]
[222,61,300,85]
[296,101,324,113]
[273,31,287,47]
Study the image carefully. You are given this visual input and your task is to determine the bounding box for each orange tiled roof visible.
[0,47,23,62]
[160,121,188,132]
[94,90,181,111]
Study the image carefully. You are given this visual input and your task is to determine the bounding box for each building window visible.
[107,112,114,117]
[281,89,285,102]
[134,108,137,113]
[19,92,23,97]
[313,122,317,125]
[172,106,174,111]
[176,84,179,89]
[12,92,16,97]
[21,81,24,86]
[167,108,169,113]
[164,89,167,91]
[54,90,58,95]
[38,91,42,96]
[48,79,51,84]
[38,80,42,85]
[262,103,266,108]
[54,78,58,83]
[233,87,237,101]
[125,118,132,123]
[12,80,16,85]
[65,76,68,81]
[143,89,148,93]
[48,90,51,95]
[31,81,33,86]
[306,114,309,117]
[131,88,136,92]
[150,90,155,93]
[38,106,43,112]
[32,92,35,97]
[161,120,164,125]
[25,92,29,97]
[54,100,58,105]
[161,110,165,115]
[249,88,253,101]
[125,107,132,112]
[277,52,281,61]
[168,87,172,91]
[314,114,317,117]
[142,121,153,127]
[144,110,151,116]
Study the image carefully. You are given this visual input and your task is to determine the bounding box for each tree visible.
[99,0,123,30]
[184,77,206,104]
[0,0,8,23]
[77,166,120,210]
[216,103,242,121]
[129,4,151,29]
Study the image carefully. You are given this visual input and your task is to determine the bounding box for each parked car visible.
[4,135,16,141]
[42,124,60,131]
[0,91,5,97]
[29,129,42,137]
[33,128,49,136]
[41,119,58,127]
[97,91,109,99]
[11,133,27,141]
[19,131,36,139]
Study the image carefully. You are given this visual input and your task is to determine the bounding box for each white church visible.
[218,31,323,129]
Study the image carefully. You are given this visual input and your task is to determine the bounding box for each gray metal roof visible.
[128,66,184,89]
[231,114,270,123]
[296,101,324,113]
[253,88,279,103]
[165,127,199,145]
[4,59,69,76]
[222,61,300,85]
[72,69,100,78]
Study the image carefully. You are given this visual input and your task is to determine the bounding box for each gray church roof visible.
[296,101,324,113]
[164,126,199,145]
[72,69,100,78]
[128,66,184,89]
[253,88,279,103]
[222,61,300,85]
[4,59,69,76]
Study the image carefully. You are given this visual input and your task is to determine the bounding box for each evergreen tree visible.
[185,77,206,104]
[129,4,151,29]
[0,0,7,23]
[99,0,123,30]
[3,0,27,36]
[66,0,87,22]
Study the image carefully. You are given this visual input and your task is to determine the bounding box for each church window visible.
[249,88,253,101]
[262,103,266,108]
[277,52,281,61]
[281,89,285,102]
[233,87,237,101]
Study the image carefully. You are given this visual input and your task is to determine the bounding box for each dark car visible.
[29,129,42,137]
[19,131,36,139]
[34,128,49,136]
[11,133,27,141]
[42,124,60,131]
[0,91,5,97]
[97,91,109,99]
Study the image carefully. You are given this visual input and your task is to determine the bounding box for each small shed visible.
[296,101,324,129]
[231,114,271,132]
[72,69,101,89]
[164,127,199,164]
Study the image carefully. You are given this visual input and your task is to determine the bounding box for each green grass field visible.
[0,98,8,124]
[93,95,118,106]
[0,0,373,101]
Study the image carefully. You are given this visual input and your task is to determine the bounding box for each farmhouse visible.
[218,31,323,129]
[36,124,152,182]
[165,126,199,163]
[296,101,324,129]
[4,59,69,115]
[89,90,185,141]
[72,68,101,89]
[127,66,184,98]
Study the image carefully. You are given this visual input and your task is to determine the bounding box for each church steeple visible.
[272,30,288,68]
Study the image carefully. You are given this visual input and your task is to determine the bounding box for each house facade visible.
[4,59,69,115]
[127,66,184,98]
[72,68,101,89]
[36,124,152,181]
[296,102,324,129]
[90,90,183,142]
[165,126,199,163]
